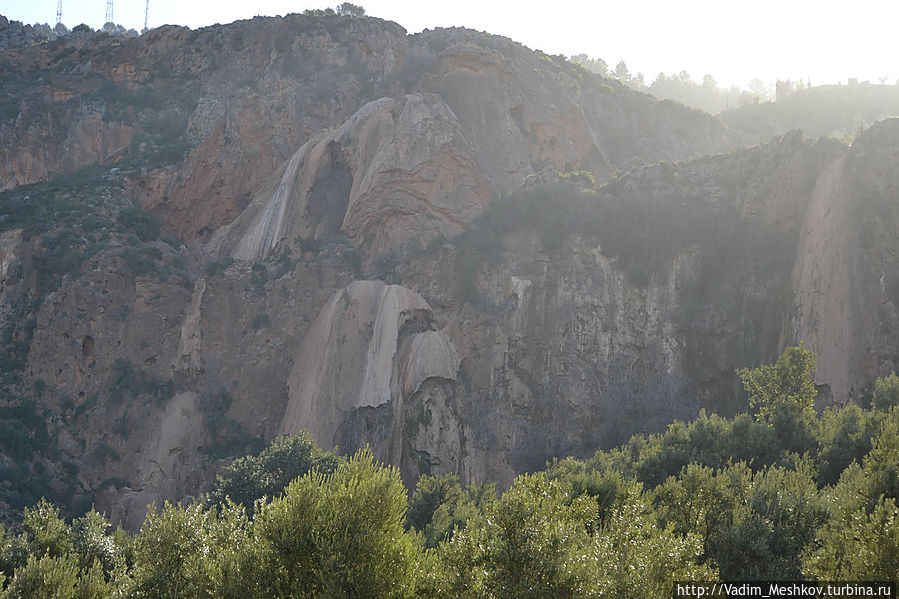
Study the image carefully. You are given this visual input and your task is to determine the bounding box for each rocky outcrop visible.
[0,16,56,49]
[9,120,899,529]
[0,229,23,299]
[174,279,206,379]
[789,156,856,402]
[0,14,411,239]
[413,28,747,189]
[280,280,464,484]
[213,93,491,258]
[98,391,209,530]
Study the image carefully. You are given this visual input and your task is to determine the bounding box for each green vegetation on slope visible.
[2,347,899,596]
[0,168,189,524]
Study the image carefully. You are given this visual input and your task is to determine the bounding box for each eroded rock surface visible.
[214,94,491,258]
[280,280,464,483]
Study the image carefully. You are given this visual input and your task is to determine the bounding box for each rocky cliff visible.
[1,12,898,528]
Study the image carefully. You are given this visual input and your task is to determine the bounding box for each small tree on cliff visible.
[872,372,899,411]
[738,342,817,422]
[336,2,365,16]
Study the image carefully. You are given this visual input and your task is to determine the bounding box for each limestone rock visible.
[174,279,206,378]
[99,392,207,530]
[213,93,492,259]
[280,280,457,448]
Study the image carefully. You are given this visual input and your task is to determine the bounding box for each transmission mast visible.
[56,0,62,25]
[104,0,114,24]
[144,0,150,30]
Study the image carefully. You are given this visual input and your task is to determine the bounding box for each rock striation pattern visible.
[213,94,491,259]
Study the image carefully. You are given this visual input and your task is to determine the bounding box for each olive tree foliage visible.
[430,473,601,599]
[8,371,899,595]
[335,2,365,16]
[205,432,341,513]
[815,403,885,485]
[406,473,497,549]
[738,342,818,421]
[803,408,899,579]
[803,496,899,580]
[130,501,250,599]
[1,553,80,599]
[654,461,826,581]
[591,485,716,598]
[1,502,130,598]
[129,448,424,599]
[247,449,421,599]
[428,473,713,599]
[873,372,899,411]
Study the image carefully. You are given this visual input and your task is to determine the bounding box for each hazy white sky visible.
[3,0,896,89]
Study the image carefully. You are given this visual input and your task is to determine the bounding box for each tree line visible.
[569,54,777,113]
[1,345,898,597]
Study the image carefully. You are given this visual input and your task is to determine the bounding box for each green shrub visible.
[406,473,496,549]
[116,206,160,241]
[0,98,19,122]
[121,247,160,276]
[803,496,899,579]
[250,313,270,329]
[738,343,817,422]
[206,432,341,511]
[204,258,234,277]
[873,372,899,411]
[109,358,172,403]
[249,450,420,598]
[2,553,79,599]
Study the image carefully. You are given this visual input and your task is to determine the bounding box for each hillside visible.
[1,11,898,533]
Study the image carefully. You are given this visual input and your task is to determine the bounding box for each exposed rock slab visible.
[790,156,855,401]
[280,280,462,469]
[213,93,491,259]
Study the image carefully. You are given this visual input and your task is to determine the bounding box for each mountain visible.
[1,12,897,529]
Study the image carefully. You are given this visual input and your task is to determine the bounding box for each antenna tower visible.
[144,0,149,30]
[56,0,62,25]
[104,0,114,24]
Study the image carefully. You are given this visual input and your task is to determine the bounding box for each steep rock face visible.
[97,391,209,530]
[778,120,899,404]
[819,119,899,398]
[396,235,694,482]
[0,229,24,304]
[280,280,464,484]
[174,279,206,378]
[7,120,899,529]
[213,93,491,259]
[381,132,856,482]
[789,156,856,402]
[19,241,363,523]
[414,34,614,189]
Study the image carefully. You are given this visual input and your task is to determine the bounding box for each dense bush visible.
[108,359,172,404]
[2,347,899,594]
[205,432,340,512]
[116,207,160,242]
